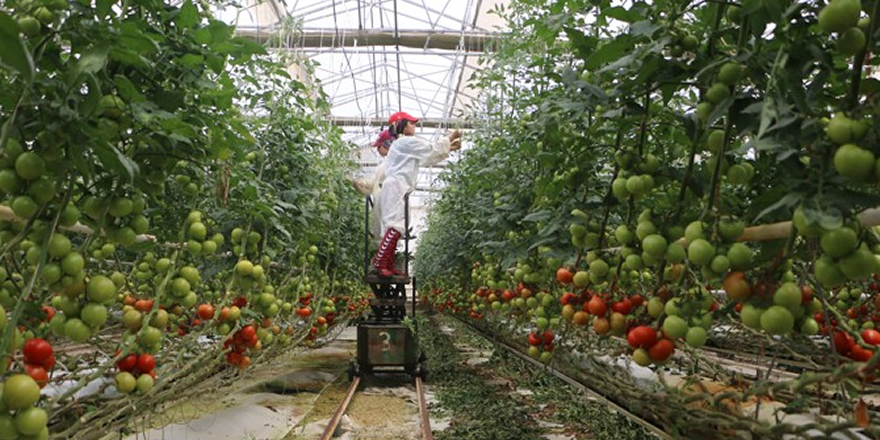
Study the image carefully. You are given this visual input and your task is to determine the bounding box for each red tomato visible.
[833,331,855,355]
[232,296,247,308]
[801,286,813,304]
[134,299,154,312]
[24,364,48,388]
[117,354,137,372]
[241,325,257,341]
[542,330,554,343]
[850,345,874,362]
[861,329,880,346]
[502,290,515,302]
[137,354,156,374]
[556,268,574,285]
[40,355,55,371]
[560,292,575,306]
[586,297,607,316]
[238,356,251,369]
[527,332,542,346]
[22,338,52,364]
[196,304,215,320]
[611,298,633,315]
[296,308,311,318]
[648,339,675,362]
[629,295,644,308]
[316,316,327,325]
[627,326,657,349]
[41,306,55,322]
[226,352,242,366]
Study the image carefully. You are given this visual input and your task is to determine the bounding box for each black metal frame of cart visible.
[352,192,425,379]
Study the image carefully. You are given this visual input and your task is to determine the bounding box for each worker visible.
[372,112,462,277]
[353,129,396,247]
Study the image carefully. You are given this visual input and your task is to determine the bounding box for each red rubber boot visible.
[372,228,401,277]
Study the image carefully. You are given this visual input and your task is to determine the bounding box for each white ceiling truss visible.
[216,0,507,216]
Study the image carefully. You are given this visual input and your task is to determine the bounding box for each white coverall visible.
[352,161,386,247]
[379,135,452,234]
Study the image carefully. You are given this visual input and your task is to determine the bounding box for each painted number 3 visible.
[379,331,391,352]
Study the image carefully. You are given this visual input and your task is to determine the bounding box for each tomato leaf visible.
[109,47,151,69]
[176,0,199,29]
[754,192,801,223]
[113,75,145,102]
[119,22,160,54]
[586,37,633,70]
[562,27,596,60]
[68,42,110,87]
[0,12,34,83]
[96,0,114,19]
[80,74,104,118]
[522,210,552,222]
[93,141,140,183]
[603,6,641,23]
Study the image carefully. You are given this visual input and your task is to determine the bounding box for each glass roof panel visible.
[216,0,507,231]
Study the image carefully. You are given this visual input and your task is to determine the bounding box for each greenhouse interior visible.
[1,0,880,438]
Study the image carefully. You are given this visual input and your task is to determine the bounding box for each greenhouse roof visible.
[218,0,506,150]
[214,0,506,227]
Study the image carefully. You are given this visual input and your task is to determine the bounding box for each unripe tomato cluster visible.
[48,273,120,343]
[817,0,866,55]
[231,228,263,259]
[0,374,48,440]
[181,211,223,256]
[82,192,149,247]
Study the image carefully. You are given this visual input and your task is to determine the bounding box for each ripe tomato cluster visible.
[829,330,879,362]
[224,325,259,368]
[116,352,156,378]
[114,351,156,395]
[561,289,644,336]
[527,329,555,362]
[626,325,675,366]
[296,292,313,318]
[427,288,466,314]
[21,338,54,388]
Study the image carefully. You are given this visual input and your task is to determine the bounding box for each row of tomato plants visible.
[0,1,370,438]
[416,0,880,435]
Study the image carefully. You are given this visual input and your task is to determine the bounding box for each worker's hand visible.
[448,130,462,150]
[351,178,371,195]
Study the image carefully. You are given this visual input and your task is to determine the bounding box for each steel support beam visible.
[236,27,493,52]
[331,116,471,128]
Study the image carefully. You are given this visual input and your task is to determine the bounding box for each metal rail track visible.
[451,317,673,440]
[319,375,433,440]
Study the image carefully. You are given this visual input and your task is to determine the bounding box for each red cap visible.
[372,130,395,148]
[388,111,419,125]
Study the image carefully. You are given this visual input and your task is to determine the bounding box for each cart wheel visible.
[347,361,360,381]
